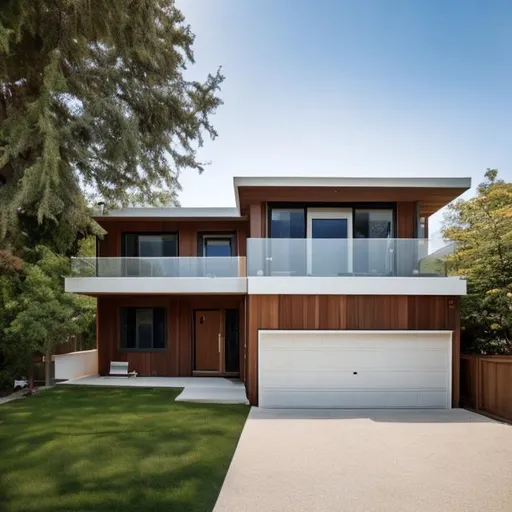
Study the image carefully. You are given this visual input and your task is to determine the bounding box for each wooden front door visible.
[194,310,222,372]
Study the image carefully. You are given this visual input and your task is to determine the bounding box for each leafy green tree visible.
[444,170,512,354]
[3,247,87,386]
[0,0,223,251]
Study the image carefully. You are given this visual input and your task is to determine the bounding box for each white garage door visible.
[259,330,452,409]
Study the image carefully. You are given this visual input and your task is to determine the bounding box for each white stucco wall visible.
[54,350,98,380]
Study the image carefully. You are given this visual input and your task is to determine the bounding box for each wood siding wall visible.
[460,354,512,422]
[98,220,249,258]
[97,295,246,379]
[246,295,460,407]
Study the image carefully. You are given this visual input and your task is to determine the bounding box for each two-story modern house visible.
[65,176,470,409]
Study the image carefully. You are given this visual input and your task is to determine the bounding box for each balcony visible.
[65,257,247,295]
[246,238,466,295]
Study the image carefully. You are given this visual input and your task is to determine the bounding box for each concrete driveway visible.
[214,408,512,512]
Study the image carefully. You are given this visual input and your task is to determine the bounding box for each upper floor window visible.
[198,233,236,257]
[354,209,393,239]
[270,209,305,238]
[122,233,178,257]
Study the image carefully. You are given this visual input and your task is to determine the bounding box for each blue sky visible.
[175,0,512,234]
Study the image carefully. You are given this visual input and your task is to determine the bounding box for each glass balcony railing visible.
[71,257,246,278]
[246,238,455,277]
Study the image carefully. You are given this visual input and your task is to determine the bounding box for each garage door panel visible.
[258,331,452,409]
[261,369,448,389]
[260,348,448,372]
[260,390,449,409]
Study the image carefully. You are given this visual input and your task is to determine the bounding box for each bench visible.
[109,361,138,378]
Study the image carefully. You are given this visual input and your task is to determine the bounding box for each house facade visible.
[65,176,470,408]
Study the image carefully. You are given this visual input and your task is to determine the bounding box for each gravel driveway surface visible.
[214,408,512,512]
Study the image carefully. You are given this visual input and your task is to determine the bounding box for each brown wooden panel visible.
[397,202,416,238]
[470,356,512,422]
[194,310,222,371]
[246,295,279,405]
[249,204,263,238]
[346,296,409,330]
[408,296,448,330]
[246,294,460,406]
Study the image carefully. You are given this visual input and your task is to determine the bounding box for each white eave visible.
[94,207,243,220]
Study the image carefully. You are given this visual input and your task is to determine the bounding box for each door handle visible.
[218,333,222,352]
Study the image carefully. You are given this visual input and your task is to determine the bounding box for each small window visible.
[121,308,166,350]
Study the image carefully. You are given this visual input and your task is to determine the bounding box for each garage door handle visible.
[353,372,358,375]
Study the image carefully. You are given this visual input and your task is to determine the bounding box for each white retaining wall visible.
[54,349,98,381]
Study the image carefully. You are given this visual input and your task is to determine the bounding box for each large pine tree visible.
[0,1,223,252]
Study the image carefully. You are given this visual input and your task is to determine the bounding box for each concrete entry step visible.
[176,385,249,405]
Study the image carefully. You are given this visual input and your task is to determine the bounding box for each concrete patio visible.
[59,376,249,404]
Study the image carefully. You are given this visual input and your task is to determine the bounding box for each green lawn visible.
[0,386,249,512]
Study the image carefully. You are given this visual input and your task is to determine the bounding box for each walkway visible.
[60,376,249,404]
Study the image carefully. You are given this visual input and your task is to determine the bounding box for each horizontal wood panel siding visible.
[247,295,460,406]
[97,220,249,257]
[460,354,512,423]
[97,295,245,378]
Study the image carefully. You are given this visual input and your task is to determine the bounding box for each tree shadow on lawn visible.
[0,386,249,512]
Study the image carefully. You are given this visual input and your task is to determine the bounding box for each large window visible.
[122,233,178,257]
[354,209,394,274]
[270,209,305,238]
[354,209,393,239]
[269,209,306,275]
[121,308,166,350]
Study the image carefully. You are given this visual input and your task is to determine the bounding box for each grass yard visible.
[0,386,249,512]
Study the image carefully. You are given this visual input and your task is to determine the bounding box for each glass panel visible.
[139,235,177,257]
[153,309,166,349]
[310,219,349,275]
[270,209,305,275]
[205,239,232,257]
[121,309,136,349]
[354,210,393,274]
[224,309,239,373]
[136,309,153,349]
[270,209,305,238]
[246,239,454,277]
[311,218,348,239]
[123,234,138,257]
[354,210,393,239]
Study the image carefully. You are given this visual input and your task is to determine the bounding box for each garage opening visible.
[258,330,452,409]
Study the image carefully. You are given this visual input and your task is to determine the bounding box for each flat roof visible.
[93,207,243,220]
[234,176,471,216]
[234,176,471,190]
[93,176,472,219]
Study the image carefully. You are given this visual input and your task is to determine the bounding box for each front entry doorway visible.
[194,309,239,375]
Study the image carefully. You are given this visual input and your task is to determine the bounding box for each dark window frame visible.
[267,202,397,239]
[120,307,167,352]
[121,232,179,257]
[197,232,237,257]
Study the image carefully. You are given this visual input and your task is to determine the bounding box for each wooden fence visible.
[460,354,512,422]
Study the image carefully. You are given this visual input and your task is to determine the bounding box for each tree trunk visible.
[44,348,52,387]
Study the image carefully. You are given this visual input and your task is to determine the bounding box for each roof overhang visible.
[234,176,471,216]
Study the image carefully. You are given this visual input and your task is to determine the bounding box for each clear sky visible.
[175,0,512,234]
